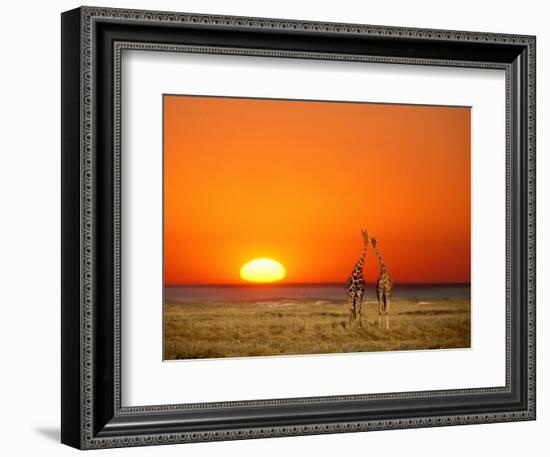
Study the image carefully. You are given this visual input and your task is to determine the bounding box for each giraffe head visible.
[371,236,377,249]
[361,229,370,246]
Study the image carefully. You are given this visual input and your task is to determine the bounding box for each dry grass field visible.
[164,298,470,360]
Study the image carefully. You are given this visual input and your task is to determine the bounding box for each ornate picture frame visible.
[61,6,536,449]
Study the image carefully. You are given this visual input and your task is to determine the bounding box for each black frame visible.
[61,6,536,449]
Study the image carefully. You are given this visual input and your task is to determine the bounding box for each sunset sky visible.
[164,95,470,285]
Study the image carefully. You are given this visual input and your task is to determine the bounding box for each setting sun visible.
[240,258,286,283]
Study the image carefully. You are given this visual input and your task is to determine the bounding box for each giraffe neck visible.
[374,246,386,270]
[353,245,367,275]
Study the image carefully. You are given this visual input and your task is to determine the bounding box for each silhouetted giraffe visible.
[371,236,393,329]
[346,230,369,328]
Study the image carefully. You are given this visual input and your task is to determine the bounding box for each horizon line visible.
[165,281,471,287]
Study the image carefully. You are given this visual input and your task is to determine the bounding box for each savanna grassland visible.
[164,298,470,360]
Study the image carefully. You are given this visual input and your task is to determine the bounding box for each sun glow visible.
[240,258,286,283]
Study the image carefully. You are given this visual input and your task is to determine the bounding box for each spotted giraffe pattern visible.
[346,230,369,327]
[371,237,393,329]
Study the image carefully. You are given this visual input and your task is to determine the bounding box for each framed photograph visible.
[61,6,536,449]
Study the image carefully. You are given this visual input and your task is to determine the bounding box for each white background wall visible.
[0,0,546,455]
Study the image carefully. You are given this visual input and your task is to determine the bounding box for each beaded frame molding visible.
[61,6,536,450]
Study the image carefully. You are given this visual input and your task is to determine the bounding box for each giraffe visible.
[346,229,369,328]
[371,236,393,330]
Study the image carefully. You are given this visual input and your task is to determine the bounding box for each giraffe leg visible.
[386,291,392,330]
[356,294,363,328]
[377,288,382,328]
[348,296,355,328]
[384,293,391,330]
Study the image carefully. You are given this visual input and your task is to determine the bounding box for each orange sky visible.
[164,95,470,285]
